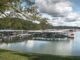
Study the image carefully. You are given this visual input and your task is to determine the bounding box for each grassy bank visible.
[0,49,36,60]
[0,49,80,60]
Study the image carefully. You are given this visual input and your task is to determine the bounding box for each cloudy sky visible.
[35,0,80,26]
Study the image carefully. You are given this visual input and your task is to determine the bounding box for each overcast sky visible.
[35,0,80,26]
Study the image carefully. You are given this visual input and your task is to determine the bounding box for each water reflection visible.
[0,32,80,56]
[0,40,73,56]
[72,32,80,56]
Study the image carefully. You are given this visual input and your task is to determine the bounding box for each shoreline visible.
[0,49,80,60]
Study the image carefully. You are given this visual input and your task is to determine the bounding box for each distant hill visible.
[52,26,80,29]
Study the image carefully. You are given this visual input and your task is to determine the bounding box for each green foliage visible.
[0,0,20,10]
[0,0,53,30]
[0,18,53,30]
[0,0,19,3]
[0,18,41,30]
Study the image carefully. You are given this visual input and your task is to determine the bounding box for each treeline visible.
[52,26,80,29]
[0,18,52,30]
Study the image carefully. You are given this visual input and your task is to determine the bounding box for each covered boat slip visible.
[0,30,30,42]
[31,32,73,41]
[0,29,74,42]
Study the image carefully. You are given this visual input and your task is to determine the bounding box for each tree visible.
[0,0,20,17]
[0,0,53,30]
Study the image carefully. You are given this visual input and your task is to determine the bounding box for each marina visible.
[0,31,80,56]
[0,29,76,42]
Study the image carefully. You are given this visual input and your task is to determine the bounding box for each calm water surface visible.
[0,32,80,56]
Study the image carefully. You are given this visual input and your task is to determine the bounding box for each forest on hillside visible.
[0,18,53,30]
[0,0,53,30]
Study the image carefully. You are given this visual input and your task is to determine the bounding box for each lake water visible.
[0,32,80,56]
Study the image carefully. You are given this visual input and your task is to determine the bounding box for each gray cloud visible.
[36,0,72,17]
[35,0,80,26]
